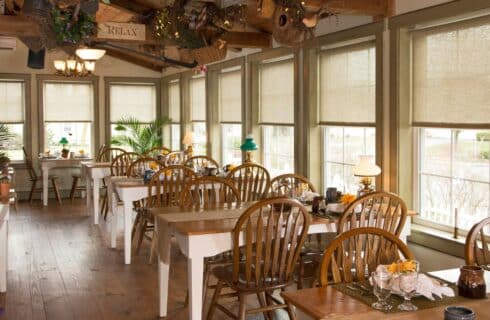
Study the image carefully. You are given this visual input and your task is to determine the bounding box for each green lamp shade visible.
[240,136,258,151]
[59,137,69,145]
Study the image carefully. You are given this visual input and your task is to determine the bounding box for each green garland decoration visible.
[154,7,205,49]
[50,6,96,46]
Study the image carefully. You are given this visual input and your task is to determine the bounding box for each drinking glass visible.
[371,271,393,311]
[398,266,419,311]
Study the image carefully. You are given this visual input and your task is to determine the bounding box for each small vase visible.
[0,183,10,197]
[61,149,70,159]
[458,265,486,299]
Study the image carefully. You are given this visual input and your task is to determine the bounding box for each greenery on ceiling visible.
[50,6,96,46]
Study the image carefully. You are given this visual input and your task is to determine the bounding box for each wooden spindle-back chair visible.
[179,176,240,210]
[269,173,317,197]
[226,163,271,203]
[143,146,171,159]
[132,165,196,260]
[465,217,490,267]
[164,151,186,166]
[207,197,311,320]
[183,155,220,171]
[126,157,162,178]
[110,152,141,177]
[96,147,126,162]
[319,227,413,286]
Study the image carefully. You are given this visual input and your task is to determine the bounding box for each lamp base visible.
[244,151,254,163]
[185,145,193,158]
[357,176,375,197]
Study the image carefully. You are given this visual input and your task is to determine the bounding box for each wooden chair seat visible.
[29,175,60,181]
[213,263,286,292]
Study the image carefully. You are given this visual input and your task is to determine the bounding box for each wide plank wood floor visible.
[0,200,235,320]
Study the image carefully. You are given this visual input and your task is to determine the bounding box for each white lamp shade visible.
[53,60,66,71]
[353,155,381,177]
[76,48,106,61]
[66,59,77,70]
[84,61,95,72]
[182,132,194,145]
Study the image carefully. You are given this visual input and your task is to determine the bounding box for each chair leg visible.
[206,280,223,320]
[148,231,157,264]
[298,257,305,289]
[29,180,37,205]
[256,292,272,320]
[134,218,147,254]
[51,179,62,205]
[103,196,109,220]
[69,176,79,203]
[132,212,142,240]
[238,292,247,320]
[286,301,297,320]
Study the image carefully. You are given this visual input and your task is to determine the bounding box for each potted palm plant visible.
[0,174,9,197]
[111,117,170,154]
[0,123,14,172]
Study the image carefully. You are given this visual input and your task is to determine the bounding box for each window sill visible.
[9,162,28,170]
[409,223,466,258]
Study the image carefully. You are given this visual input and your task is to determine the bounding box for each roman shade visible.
[189,76,206,121]
[0,81,24,122]
[319,41,376,124]
[44,82,93,122]
[219,69,242,123]
[168,80,180,122]
[412,16,490,126]
[110,84,156,122]
[258,59,294,124]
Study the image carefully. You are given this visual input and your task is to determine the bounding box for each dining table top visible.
[281,267,490,320]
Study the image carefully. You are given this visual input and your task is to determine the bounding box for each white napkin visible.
[303,191,320,202]
[391,273,455,300]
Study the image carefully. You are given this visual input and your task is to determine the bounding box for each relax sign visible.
[97,22,146,41]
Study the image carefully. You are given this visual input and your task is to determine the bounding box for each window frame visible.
[303,22,384,192]
[162,74,183,150]
[0,73,31,165]
[104,77,161,147]
[248,48,299,174]
[37,75,99,156]
[207,57,245,165]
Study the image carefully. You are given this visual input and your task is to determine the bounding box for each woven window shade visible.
[319,42,376,124]
[44,82,93,122]
[0,81,24,122]
[110,84,156,122]
[412,17,490,126]
[168,81,180,122]
[190,77,206,121]
[219,70,242,122]
[259,59,294,124]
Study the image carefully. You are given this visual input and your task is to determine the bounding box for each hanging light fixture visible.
[53,47,106,77]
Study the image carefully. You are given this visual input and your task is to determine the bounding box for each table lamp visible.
[182,132,194,158]
[352,155,381,197]
[240,135,258,163]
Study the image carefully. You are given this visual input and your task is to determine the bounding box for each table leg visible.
[85,169,91,209]
[188,256,204,320]
[92,178,100,225]
[158,224,171,318]
[110,192,118,249]
[0,220,7,292]
[123,201,132,265]
[42,167,49,206]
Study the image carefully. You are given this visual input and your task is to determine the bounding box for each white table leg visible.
[92,178,100,225]
[123,201,132,265]
[0,220,7,292]
[85,168,91,209]
[188,256,204,320]
[158,224,171,318]
[110,192,118,249]
[42,167,49,206]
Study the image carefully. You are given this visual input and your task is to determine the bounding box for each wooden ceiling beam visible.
[97,45,164,72]
[0,15,39,37]
[104,0,152,15]
[96,2,141,23]
[305,0,390,16]
[222,32,271,48]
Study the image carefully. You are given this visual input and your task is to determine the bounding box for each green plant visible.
[0,174,9,184]
[50,6,96,45]
[0,124,14,163]
[111,117,170,154]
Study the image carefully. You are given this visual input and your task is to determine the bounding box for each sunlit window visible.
[189,76,206,155]
[0,80,25,161]
[168,80,181,150]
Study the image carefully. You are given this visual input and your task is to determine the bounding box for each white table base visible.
[0,204,9,292]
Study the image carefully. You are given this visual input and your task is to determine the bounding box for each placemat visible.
[332,278,483,314]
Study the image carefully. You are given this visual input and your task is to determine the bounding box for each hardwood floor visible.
[0,200,465,320]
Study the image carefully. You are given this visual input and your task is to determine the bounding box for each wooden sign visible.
[97,22,146,41]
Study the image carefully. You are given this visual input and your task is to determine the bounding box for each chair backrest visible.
[226,163,271,202]
[146,165,197,208]
[97,147,126,162]
[165,151,186,166]
[144,146,171,159]
[231,197,311,289]
[319,227,414,286]
[338,191,408,237]
[184,156,220,171]
[269,173,317,197]
[110,152,141,176]
[95,144,106,160]
[465,217,490,266]
[22,146,37,180]
[179,176,241,210]
[126,157,162,178]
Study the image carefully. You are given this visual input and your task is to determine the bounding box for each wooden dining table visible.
[150,205,414,320]
[281,268,490,319]
[81,161,111,225]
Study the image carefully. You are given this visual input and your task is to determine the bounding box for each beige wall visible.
[0,40,161,194]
